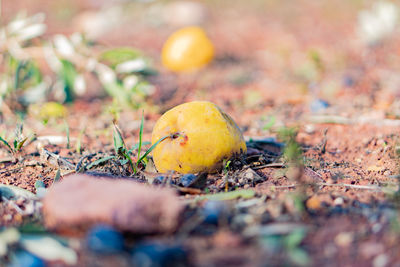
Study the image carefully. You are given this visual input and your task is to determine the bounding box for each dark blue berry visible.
[131,243,188,267]
[202,201,227,225]
[9,250,45,267]
[86,225,124,254]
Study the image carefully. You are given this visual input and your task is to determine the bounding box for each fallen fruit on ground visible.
[161,26,214,72]
[151,101,246,174]
[29,102,67,121]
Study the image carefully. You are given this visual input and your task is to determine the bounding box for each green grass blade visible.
[65,120,70,149]
[137,134,172,164]
[0,136,13,154]
[86,156,116,170]
[113,123,125,153]
[76,127,85,154]
[136,110,145,169]
[193,190,256,202]
[16,137,28,152]
[122,150,136,174]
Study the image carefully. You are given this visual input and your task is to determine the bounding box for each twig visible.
[272,184,297,189]
[271,182,388,191]
[40,148,75,170]
[173,186,202,195]
[317,182,385,191]
[75,153,96,172]
[252,163,285,170]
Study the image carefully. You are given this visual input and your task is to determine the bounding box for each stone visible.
[43,174,183,233]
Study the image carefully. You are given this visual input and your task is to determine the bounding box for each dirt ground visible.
[2,0,400,266]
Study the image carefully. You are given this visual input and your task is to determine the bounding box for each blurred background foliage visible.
[0,0,399,120]
[0,10,156,118]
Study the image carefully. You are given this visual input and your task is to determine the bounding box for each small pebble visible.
[153,176,166,185]
[333,197,344,206]
[334,232,353,247]
[179,174,197,187]
[304,124,315,134]
[86,225,125,254]
[383,170,391,176]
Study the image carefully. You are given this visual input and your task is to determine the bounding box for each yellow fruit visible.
[29,102,67,122]
[39,102,67,120]
[161,26,214,72]
[151,101,246,174]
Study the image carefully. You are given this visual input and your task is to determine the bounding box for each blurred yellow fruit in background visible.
[30,102,67,122]
[161,26,214,72]
[151,101,246,174]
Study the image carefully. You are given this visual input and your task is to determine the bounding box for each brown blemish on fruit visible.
[179,135,189,146]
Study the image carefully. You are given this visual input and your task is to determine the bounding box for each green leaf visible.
[284,229,307,249]
[130,141,151,151]
[112,123,125,153]
[86,156,116,170]
[99,48,142,68]
[0,136,13,154]
[18,223,48,234]
[14,60,24,90]
[262,116,276,131]
[65,120,70,149]
[121,150,135,173]
[59,60,77,103]
[15,137,28,152]
[136,111,144,166]
[137,134,173,164]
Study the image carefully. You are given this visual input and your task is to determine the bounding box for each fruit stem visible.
[171,132,185,139]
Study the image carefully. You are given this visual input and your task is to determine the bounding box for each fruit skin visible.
[151,101,246,174]
[161,26,214,72]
